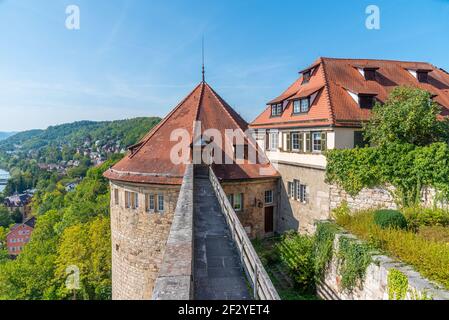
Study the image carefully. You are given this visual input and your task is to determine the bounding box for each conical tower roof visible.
[104,82,278,185]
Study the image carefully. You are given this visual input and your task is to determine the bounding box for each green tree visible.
[364,86,449,146]
[0,206,13,228]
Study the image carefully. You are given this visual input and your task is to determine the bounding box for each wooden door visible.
[264,206,274,233]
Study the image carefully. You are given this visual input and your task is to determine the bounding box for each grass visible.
[335,208,449,290]
[252,237,319,300]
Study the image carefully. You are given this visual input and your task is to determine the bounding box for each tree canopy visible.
[327,87,449,207]
[364,87,449,146]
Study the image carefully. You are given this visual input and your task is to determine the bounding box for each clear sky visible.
[0,0,448,131]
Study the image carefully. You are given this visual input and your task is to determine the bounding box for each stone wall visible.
[110,180,180,300]
[221,178,279,239]
[275,162,330,235]
[330,185,442,212]
[317,232,449,300]
[329,185,397,212]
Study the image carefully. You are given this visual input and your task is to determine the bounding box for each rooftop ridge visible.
[318,57,434,65]
[129,82,203,159]
[206,83,248,131]
[319,58,336,125]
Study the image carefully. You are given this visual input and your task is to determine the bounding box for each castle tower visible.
[104,81,279,300]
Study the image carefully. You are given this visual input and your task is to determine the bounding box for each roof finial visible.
[202,36,205,83]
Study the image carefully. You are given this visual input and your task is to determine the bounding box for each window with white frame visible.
[269,132,279,150]
[125,191,131,208]
[158,194,165,212]
[288,182,294,199]
[134,193,139,209]
[299,184,308,203]
[271,104,282,116]
[312,132,322,152]
[114,189,119,206]
[264,190,273,204]
[291,132,300,151]
[228,193,243,211]
[233,193,243,211]
[293,100,301,114]
[146,194,155,212]
[294,180,308,203]
[300,98,310,113]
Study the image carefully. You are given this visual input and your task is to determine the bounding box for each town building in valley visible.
[250,57,449,234]
[3,192,33,220]
[103,81,279,300]
[6,217,36,257]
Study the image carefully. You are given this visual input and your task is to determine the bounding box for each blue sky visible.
[0,0,448,131]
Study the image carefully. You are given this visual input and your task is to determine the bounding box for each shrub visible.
[336,210,449,290]
[277,232,315,293]
[403,206,449,231]
[332,201,351,225]
[374,209,407,230]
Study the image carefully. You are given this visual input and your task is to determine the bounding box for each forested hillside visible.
[0,117,161,300]
[0,117,161,196]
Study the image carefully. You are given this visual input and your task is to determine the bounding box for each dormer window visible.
[302,71,311,84]
[407,68,431,83]
[417,70,429,83]
[364,68,377,81]
[271,103,282,117]
[359,94,376,109]
[356,66,379,81]
[293,97,310,114]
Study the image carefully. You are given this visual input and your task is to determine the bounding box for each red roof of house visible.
[104,82,278,185]
[250,58,449,129]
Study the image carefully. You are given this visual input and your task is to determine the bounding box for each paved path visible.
[193,169,251,300]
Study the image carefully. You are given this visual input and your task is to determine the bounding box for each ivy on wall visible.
[337,237,372,292]
[326,142,449,207]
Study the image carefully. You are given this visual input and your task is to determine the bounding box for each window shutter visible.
[305,133,311,152]
[321,132,327,151]
[241,193,244,210]
[286,133,291,152]
[299,133,304,152]
[265,133,269,150]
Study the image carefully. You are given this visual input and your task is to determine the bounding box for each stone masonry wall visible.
[329,185,397,212]
[275,162,330,235]
[110,181,180,300]
[221,178,279,239]
[330,185,440,213]
[317,233,449,300]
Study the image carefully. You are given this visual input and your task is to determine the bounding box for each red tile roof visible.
[250,58,449,129]
[104,82,278,185]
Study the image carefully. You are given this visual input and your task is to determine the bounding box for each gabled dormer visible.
[299,63,320,85]
[270,103,283,117]
[289,86,324,115]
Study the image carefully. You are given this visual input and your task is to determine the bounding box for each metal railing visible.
[209,167,280,300]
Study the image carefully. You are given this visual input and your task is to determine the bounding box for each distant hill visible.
[0,117,161,154]
[0,132,17,141]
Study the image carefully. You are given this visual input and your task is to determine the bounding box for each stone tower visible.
[103,81,279,300]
